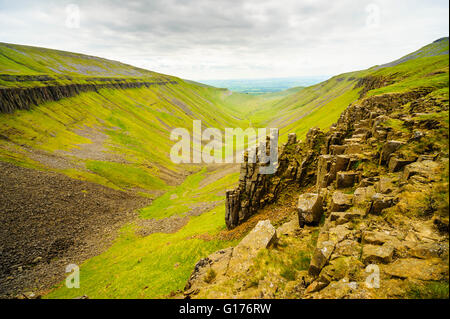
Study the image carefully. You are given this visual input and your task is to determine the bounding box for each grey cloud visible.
[0,0,448,79]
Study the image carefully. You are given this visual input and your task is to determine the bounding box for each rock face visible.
[225,130,324,229]
[0,80,178,113]
[227,220,277,275]
[184,220,277,297]
[189,85,449,300]
[297,193,323,227]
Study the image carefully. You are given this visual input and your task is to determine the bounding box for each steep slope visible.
[0,43,261,297]
[184,38,449,299]
[0,43,254,192]
[0,38,448,299]
[245,37,449,143]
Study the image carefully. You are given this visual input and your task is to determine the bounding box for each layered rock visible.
[0,80,177,113]
[225,130,324,229]
[188,86,449,299]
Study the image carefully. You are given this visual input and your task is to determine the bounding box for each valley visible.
[0,38,448,299]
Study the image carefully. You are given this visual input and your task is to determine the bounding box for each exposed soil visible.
[0,161,152,298]
[136,216,190,237]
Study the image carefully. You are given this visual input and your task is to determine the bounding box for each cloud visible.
[0,0,448,79]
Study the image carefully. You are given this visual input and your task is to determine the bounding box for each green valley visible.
[0,37,448,299]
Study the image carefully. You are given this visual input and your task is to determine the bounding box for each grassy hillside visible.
[242,37,449,142]
[0,42,162,78]
[0,38,448,299]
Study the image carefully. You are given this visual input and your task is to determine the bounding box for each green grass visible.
[1,38,449,299]
[407,281,449,299]
[86,161,168,190]
[139,168,239,219]
[45,184,238,299]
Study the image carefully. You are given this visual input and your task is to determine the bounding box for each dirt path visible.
[0,161,152,298]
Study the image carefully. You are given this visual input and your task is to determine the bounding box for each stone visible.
[402,160,440,182]
[316,155,333,188]
[330,145,346,155]
[305,280,329,294]
[388,157,415,172]
[309,240,336,277]
[336,171,360,189]
[227,220,277,274]
[382,258,448,281]
[367,193,395,214]
[319,257,364,283]
[334,155,351,172]
[345,143,362,154]
[277,218,300,236]
[297,193,323,227]
[328,224,352,243]
[359,177,379,187]
[332,240,362,259]
[362,244,394,264]
[329,209,364,225]
[310,278,372,299]
[353,186,376,206]
[376,177,394,194]
[330,191,353,212]
[379,140,405,164]
[287,133,297,144]
[362,231,395,245]
[409,242,443,259]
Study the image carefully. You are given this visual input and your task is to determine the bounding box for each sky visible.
[0,0,448,80]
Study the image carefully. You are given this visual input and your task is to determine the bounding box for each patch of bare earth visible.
[0,161,152,298]
[135,216,190,237]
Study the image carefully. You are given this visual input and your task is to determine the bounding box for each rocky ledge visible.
[186,88,449,299]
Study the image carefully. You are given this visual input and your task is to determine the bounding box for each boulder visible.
[367,193,395,214]
[329,209,364,225]
[277,218,300,236]
[316,155,333,188]
[227,220,277,275]
[336,171,360,189]
[353,186,376,206]
[309,240,335,277]
[382,258,448,281]
[330,145,346,155]
[402,160,440,182]
[376,177,394,194]
[330,191,353,212]
[362,231,396,245]
[388,157,415,172]
[379,140,405,164]
[332,240,362,259]
[345,143,362,155]
[362,244,394,264]
[297,193,323,227]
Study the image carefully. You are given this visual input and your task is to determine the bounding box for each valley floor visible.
[0,161,153,298]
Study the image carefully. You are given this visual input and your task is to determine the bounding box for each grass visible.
[407,281,449,299]
[139,168,239,219]
[86,161,168,191]
[45,171,239,299]
[1,38,449,299]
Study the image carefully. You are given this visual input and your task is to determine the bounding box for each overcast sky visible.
[0,0,448,80]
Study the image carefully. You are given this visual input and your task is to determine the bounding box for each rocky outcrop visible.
[0,79,177,113]
[184,220,277,298]
[225,130,324,229]
[189,84,449,299]
[297,193,323,227]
